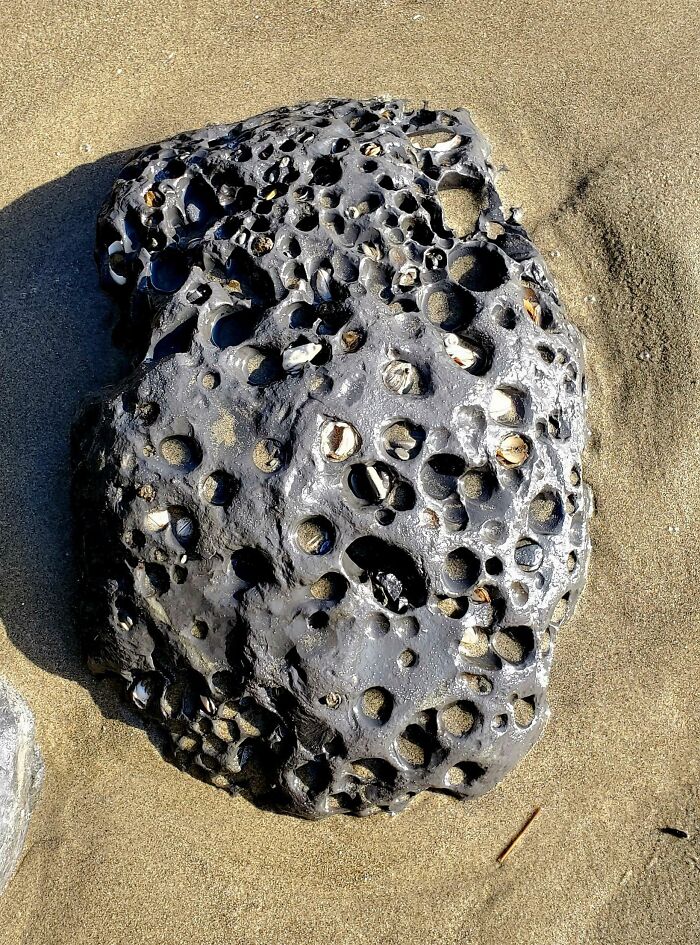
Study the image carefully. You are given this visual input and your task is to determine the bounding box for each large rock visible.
[72,98,591,818]
[0,677,43,893]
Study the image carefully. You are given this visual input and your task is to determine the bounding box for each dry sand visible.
[0,2,699,943]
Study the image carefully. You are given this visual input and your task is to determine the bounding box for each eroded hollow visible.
[529,489,565,535]
[421,453,466,500]
[342,536,426,613]
[449,244,509,292]
[210,305,261,348]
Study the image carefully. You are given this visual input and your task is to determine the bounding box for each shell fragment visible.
[320,418,361,462]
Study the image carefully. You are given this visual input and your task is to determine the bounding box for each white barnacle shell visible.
[458,626,489,659]
[444,334,480,370]
[131,679,152,708]
[398,266,419,287]
[282,341,323,371]
[490,388,522,425]
[366,464,391,500]
[361,242,383,262]
[382,359,422,396]
[144,509,170,532]
[320,418,361,462]
[314,266,333,301]
[200,695,217,715]
[107,239,127,286]
[495,433,531,468]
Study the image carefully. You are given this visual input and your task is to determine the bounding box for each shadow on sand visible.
[0,151,143,723]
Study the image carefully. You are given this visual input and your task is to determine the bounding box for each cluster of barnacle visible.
[72,98,590,818]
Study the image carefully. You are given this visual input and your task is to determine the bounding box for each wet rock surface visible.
[0,678,43,892]
[72,98,591,818]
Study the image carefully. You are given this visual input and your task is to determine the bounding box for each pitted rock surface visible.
[72,98,591,818]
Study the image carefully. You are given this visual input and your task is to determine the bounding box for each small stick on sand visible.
[497,807,543,865]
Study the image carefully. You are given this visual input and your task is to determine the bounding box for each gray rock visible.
[0,678,43,893]
[72,98,591,818]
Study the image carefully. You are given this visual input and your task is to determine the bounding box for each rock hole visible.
[191,619,208,640]
[484,556,503,576]
[295,211,319,232]
[437,174,484,237]
[495,433,531,469]
[295,759,332,795]
[309,572,348,603]
[184,177,220,229]
[382,359,426,396]
[443,332,491,376]
[150,248,190,292]
[398,648,417,668]
[307,611,329,630]
[364,612,390,638]
[382,419,425,461]
[421,453,466,500]
[350,758,397,784]
[236,345,282,386]
[230,547,270,590]
[311,156,343,186]
[210,305,262,348]
[514,537,544,572]
[460,673,493,695]
[375,509,395,526]
[343,462,395,508]
[342,537,426,613]
[449,245,508,292]
[529,489,564,535]
[152,315,199,361]
[408,130,454,148]
[445,761,486,789]
[492,304,517,329]
[395,724,434,768]
[159,435,201,471]
[461,466,497,502]
[550,595,570,625]
[491,626,535,664]
[511,582,529,606]
[296,516,335,556]
[442,547,481,594]
[423,284,476,332]
[440,700,478,737]
[490,386,527,426]
[360,687,394,725]
[168,506,197,548]
[512,695,536,728]
[388,481,416,512]
[251,439,285,473]
[200,470,236,506]
[185,283,212,305]
[395,192,418,213]
[437,596,469,620]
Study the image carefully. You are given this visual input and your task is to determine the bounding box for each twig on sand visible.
[497,807,543,865]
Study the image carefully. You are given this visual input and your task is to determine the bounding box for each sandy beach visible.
[0,1,698,942]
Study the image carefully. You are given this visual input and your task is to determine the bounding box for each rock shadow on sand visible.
[0,151,156,729]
